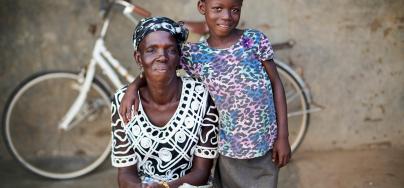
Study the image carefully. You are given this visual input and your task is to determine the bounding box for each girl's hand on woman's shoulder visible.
[119,84,140,124]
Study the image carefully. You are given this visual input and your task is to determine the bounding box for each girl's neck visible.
[142,77,182,105]
[207,28,243,49]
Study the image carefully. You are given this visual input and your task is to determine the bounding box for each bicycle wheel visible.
[2,71,112,179]
[275,60,310,153]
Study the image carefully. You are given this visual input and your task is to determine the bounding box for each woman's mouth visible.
[152,64,168,72]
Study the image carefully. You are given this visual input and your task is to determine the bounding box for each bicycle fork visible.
[58,59,97,131]
[57,37,128,131]
[57,38,107,131]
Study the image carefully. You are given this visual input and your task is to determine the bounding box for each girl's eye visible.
[231,8,240,13]
[212,7,222,12]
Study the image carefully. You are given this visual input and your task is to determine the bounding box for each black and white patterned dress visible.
[111,77,218,182]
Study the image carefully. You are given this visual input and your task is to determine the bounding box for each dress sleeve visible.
[255,30,275,61]
[180,43,202,78]
[111,89,137,167]
[194,94,219,159]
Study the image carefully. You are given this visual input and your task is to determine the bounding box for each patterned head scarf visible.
[132,17,188,51]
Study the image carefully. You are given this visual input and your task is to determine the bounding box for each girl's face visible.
[135,31,180,82]
[198,0,243,38]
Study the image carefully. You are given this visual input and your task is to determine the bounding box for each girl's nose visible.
[221,9,231,20]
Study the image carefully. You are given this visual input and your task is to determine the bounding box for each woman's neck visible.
[142,77,182,105]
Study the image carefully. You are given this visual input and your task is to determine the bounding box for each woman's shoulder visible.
[181,77,207,91]
[112,85,129,106]
[181,76,205,87]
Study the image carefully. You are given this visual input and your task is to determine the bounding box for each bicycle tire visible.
[275,60,310,153]
[2,71,112,179]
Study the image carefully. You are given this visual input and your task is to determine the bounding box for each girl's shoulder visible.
[183,41,204,48]
[182,42,205,53]
[243,28,269,40]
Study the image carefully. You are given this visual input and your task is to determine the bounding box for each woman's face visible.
[135,31,180,81]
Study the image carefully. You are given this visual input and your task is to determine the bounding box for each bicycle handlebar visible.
[100,0,151,19]
[272,40,295,50]
[132,5,151,17]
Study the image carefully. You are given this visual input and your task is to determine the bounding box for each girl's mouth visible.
[218,24,232,29]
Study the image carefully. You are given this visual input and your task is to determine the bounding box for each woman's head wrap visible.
[132,17,188,51]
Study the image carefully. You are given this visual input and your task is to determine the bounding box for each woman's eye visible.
[168,47,178,54]
[145,48,155,53]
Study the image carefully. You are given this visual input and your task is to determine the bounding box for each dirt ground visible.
[0,148,403,188]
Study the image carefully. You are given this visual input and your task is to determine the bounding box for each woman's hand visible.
[143,182,164,188]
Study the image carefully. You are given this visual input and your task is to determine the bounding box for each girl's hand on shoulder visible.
[119,85,140,124]
[272,137,291,168]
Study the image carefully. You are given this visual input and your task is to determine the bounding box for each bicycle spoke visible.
[4,71,112,179]
[287,110,308,117]
[285,90,294,99]
[286,90,300,104]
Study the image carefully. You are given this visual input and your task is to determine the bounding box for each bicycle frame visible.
[59,0,138,130]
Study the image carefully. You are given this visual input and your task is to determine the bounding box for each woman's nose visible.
[156,50,168,62]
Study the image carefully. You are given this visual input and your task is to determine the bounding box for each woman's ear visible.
[197,0,206,15]
[134,51,142,66]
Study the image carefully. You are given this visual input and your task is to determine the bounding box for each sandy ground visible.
[0,148,403,188]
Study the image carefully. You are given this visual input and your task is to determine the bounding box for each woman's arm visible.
[112,91,142,187]
[144,157,213,188]
[118,166,143,188]
[162,157,213,188]
[119,76,146,124]
[262,59,291,168]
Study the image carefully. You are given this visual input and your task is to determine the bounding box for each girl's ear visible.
[197,0,206,15]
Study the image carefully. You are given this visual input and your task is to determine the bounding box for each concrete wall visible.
[1,0,403,159]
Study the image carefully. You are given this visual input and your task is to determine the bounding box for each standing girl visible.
[120,0,291,187]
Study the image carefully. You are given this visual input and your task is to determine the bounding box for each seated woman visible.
[111,17,219,188]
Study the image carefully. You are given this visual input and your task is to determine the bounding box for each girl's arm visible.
[119,76,146,124]
[118,166,144,188]
[262,59,291,168]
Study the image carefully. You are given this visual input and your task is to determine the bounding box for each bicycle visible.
[2,0,319,180]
